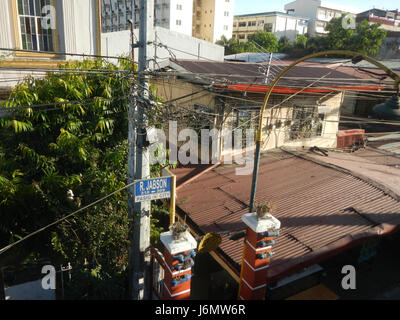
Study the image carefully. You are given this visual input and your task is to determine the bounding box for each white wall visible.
[213,0,234,43]
[101,26,225,67]
[0,0,14,53]
[285,0,319,21]
[61,0,99,58]
[5,279,55,300]
[168,0,193,36]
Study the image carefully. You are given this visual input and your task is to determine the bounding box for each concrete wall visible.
[341,93,358,115]
[101,26,225,67]
[5,279,55,300]
[233,13,308,42]
[377,37,400,59]
[168,0,193,36]
[222,92,342,151]
[260,93,342,150]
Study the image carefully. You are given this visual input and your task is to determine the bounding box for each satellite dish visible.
[198,232,222,253]
[373,95,400,120]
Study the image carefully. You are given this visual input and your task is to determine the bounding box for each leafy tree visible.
[0,58,170,298]
[351,20,387,56]
[294,35,308,49]
[248,31,279,53]
[325,16,387,56]
[216,36,257,55]
[325,16,355,51]
[278,36,291,52]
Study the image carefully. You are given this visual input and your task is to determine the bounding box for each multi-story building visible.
[0,0,101,57]
[357,8,400,32]
[101,0,193,36]
[284,0,359,36]
[101,0,135,32]
[0,0,102,95]
[233,11,308,42]
[192,0,235,43]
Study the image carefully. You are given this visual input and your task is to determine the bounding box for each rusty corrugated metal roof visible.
[172,59,392,88]
[176,150,400,281]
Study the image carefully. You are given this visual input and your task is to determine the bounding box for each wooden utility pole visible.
[128,0,154,300]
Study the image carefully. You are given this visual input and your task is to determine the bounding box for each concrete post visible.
[160,231,197,300]
[239,212,280,300]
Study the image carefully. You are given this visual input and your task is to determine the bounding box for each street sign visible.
[134,177,172,202]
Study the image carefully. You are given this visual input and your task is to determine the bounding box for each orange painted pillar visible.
[160,230,197,300]
[239,212,280,300]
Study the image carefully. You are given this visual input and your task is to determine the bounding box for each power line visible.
[0,47,133,62]
[0,180,136,256]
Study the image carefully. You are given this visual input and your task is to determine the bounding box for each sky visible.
[234,0,400,15]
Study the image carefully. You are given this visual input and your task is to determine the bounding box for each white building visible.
[0,0,101,92]
[284,0,360,36]
[192,0,235,43]
[102,0,193,37]
[233,11,309,42]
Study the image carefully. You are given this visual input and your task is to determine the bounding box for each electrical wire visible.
[0,180,136,256]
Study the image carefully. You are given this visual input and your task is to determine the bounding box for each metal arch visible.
[249,50,400,213]
[255,50,400,143]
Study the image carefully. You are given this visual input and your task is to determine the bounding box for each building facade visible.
[357,9,400,32]
[0,0,101,92]
[192,0,235,43]
[284,0,359,36]
[101,0,193,36]
[233,11,308,42]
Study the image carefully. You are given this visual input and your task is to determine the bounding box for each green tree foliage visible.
[278,36,291,52]
[216,31,278,55]
[325,17,387,55]
[351,20,387,56]
[216,35,257,55]
[0,58,170,298]
[279,16,387,58]
[248,31,279,53]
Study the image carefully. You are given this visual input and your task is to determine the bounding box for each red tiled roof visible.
[176,150,400,281]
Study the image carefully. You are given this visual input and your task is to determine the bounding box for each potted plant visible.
[255,201,276,220]
[170,221,188,241]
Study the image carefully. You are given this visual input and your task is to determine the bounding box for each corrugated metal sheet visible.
[176,151,400,281]
[173,60,387,88]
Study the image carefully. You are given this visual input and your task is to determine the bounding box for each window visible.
[248,21,256,26]
[233,23,237,27]
[223,25,228,30]
[224,11,229,17]
[289,106,324,140]
[176,4,182,10]
[264,23,273,32]
[17,0,54,52]
[176,19,182,26]
[258,20,264,25]
[238,21,246,27]
[238,34,245,39]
